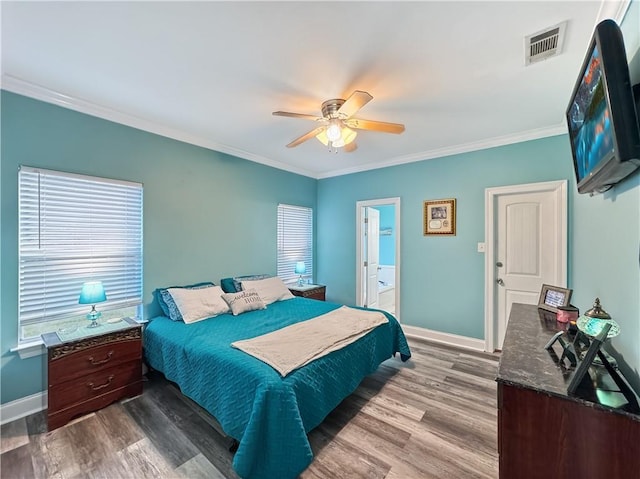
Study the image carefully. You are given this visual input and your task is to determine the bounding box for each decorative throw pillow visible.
[220,277,237,294]
[155,281,215,321]
[222,289,267,316]
[166,285,229,324]
[232,274,272,293]
[240,277,294,305]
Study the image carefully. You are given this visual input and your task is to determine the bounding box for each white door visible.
[485,181,567,351]
[365,207,380,309]
[355,197,401,319]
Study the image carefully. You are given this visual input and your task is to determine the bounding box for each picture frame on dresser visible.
[537,284,572,313]
[567,322,611,395]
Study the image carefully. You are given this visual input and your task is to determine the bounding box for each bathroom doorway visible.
[355,197,401,321]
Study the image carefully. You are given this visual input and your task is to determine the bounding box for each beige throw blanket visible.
[231,306,389,376]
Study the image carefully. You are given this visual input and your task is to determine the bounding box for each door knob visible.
[496,261,503,267]
[496,278,505,286]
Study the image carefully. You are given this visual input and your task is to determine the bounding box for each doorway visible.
[355,197,401,320]
[484,180,567,351]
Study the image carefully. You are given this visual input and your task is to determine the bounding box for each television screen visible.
[565,19,640,195]
[567,44,614,184]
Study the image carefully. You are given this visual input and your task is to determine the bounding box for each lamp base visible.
[86,307,101,328]
[297,276,304,287]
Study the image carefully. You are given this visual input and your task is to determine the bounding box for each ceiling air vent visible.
[525,21,567,65]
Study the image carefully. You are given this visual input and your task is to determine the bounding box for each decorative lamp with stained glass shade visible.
[577,297,620,339]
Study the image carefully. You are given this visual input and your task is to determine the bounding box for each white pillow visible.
[167,285,229,324]
[241,277,294,305]
[222,289,267,315]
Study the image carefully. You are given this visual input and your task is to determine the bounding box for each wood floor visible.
[1,338,500,479]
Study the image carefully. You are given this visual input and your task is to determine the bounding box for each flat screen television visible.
[566,19,640,195]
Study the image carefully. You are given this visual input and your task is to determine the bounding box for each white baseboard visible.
[0,390,47,425]
[402,324,486,352]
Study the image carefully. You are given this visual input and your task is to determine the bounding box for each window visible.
[277,204,313,284]
[18,166,143,342]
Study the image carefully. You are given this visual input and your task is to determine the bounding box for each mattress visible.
[143,297,411,479]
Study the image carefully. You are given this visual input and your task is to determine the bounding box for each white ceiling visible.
[1,1,632,179]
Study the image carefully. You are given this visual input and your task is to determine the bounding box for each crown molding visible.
[3,74,569,181]
[594,0,631,27]
[1,75,318,179]
[317,123,567,179]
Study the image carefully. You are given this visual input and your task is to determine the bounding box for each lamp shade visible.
[294,262,306,275]
[316,126,357,147]
[79,281,107,305]
[326,120,342,142]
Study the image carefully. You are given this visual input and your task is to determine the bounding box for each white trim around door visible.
[484,180,567,352]
[355,197,401,321]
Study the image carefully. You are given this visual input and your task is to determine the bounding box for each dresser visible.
[42,317,143,431]
[288,284,326,301]
[497,304,640,478]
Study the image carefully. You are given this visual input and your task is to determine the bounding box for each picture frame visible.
[567,322,611,395]
[538,284,573,313]
[423,198,456,236]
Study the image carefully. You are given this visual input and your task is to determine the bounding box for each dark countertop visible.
[497,303,640,421]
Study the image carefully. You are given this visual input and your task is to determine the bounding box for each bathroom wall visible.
[375,205,396,266]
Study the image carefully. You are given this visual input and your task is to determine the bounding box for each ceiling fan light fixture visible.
[274,90,403,150]
[332,138,345,148]
[316,126,357,149]
[316,129,329,146]
[326,120,342,142]
[341,127,357,146]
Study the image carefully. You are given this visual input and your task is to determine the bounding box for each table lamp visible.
[79,281,107,328]
[295,262,306,286]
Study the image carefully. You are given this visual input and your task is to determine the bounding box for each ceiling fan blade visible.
[344,141,358,153]
[286,126,326,148]
[337,90,373,119]
[344,118,405,134]
[273,111,324,122]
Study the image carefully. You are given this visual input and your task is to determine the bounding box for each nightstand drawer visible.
[47,382,143,431]
[49,339,141,385]
[48,361,141,412]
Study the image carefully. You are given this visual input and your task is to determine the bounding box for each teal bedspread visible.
[143,297,411,479]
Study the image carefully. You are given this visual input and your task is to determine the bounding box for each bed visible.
[143,294,411,479]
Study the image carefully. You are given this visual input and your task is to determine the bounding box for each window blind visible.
[277,204,313,284]
[18,166,143,339]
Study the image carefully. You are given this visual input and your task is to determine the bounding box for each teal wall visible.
[374,205,395,265]
[0,91,317,404]
[317,136,575,340]
[317,133,639,391]
[571,173,639,392]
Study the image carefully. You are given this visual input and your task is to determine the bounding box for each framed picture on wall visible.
[423,198,456,236]
[538,284,572,313]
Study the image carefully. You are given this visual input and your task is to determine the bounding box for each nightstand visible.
[288,284,326,301]
[42,317,143,431]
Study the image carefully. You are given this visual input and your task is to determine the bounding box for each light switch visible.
[477,242,485,253]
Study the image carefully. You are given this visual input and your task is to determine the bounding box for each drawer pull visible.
[88,350,114,365]
[87,375,115,391]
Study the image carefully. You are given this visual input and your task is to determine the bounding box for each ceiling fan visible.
[272,90,405,152]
